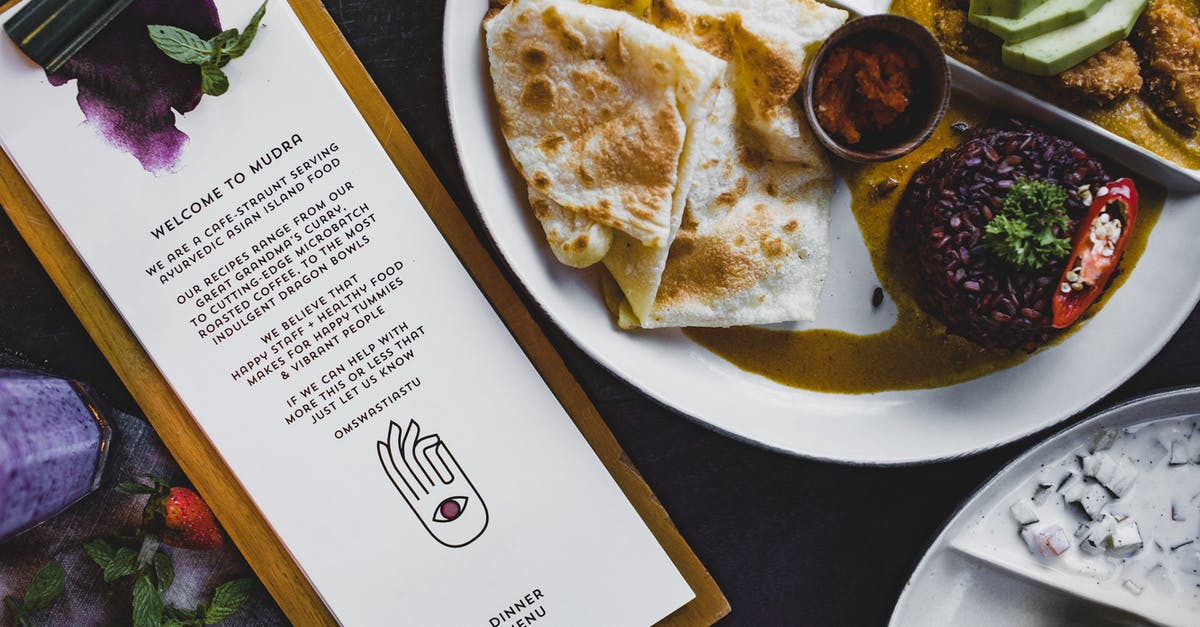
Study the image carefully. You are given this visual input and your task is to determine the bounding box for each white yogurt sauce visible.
[959,416,1200,622]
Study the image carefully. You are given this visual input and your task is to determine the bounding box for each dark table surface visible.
[2,1,1199,625]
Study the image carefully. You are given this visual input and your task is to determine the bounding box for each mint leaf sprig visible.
[84,475,253,626]
[147,1,267,96]
[983,178,1072,271]
[85,534,250,626]
[3,561,65,626]
[154,578,253,627]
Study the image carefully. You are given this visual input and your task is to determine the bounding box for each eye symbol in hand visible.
[434,496,468,522]
[377,419,488,548]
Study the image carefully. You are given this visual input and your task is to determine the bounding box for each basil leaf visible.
[225,1,268,60]
[132,575,163,627]
[22,562,64,612]
[200,64,230,97]
[202,579,252,624]
[147,26,212,65]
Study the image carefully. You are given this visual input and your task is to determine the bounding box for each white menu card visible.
[0,0,694,624]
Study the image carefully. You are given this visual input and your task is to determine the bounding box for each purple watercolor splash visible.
[46,0,221,174]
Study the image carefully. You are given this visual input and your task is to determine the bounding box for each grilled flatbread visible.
[487,0,842,329]
[601,0,843,327]
[485,0,725,247]
[633,85,832,328]
[599,59,725,319]
[648,0,847,164]
[527,187,613,268]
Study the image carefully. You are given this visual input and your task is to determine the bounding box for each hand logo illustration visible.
[377,419,488,547]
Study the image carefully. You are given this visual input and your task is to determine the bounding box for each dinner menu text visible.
[0,0,693,624]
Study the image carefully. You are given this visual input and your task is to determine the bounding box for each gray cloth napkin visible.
[0,408,287,626]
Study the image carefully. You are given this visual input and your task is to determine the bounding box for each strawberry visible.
[118,477,225,550]
[161,487,224,550]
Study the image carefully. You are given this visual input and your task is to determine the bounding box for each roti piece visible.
[648,0,847,164]
[599,61,720,319]
[588,0,653,15]
[489,0,838,328]
[485,0,725,246]
[600,269,642,328]
[634,85,832,328]
[596,0,843,327]
[527,187,613,268]
[588,0,841,327]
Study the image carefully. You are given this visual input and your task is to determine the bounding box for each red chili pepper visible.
[1051,178,1138,329]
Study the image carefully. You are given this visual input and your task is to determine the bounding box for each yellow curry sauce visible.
[891,0,1200,169]
[685,100,1164,394]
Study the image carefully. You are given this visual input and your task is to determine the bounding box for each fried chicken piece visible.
[934,7,1004,63]
[1052,40,1143,106]
[932,9,969,53]
[1131,0,1200,132]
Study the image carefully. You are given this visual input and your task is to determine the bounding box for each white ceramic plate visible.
[443,0,1200,464]
[891,387,1200,626]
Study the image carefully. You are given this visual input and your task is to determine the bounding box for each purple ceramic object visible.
[0,369,112,542]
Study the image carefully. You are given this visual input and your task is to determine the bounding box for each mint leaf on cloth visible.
[152,551,174,593]
[203,578,252,624]
[2,561,65,626]
[132,575,163,627]
[0,401,283,625]
[83,539,116,569]
[21,562,64,612]
[117,481,158,495]
[103,547,138,582]
[2,596,24,626]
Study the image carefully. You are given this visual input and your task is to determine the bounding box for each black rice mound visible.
[896,120,1109,351]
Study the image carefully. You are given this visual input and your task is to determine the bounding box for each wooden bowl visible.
[802,14,950,163]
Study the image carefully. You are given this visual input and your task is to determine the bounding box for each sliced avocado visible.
[972,0,1051,19]
[968,0,1108,43]
[1001,0,1147,76]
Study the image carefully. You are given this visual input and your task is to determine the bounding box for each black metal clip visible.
[4,0,135,72]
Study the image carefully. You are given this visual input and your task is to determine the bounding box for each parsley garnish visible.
[983,179,1072,271]
[146,1,267,97]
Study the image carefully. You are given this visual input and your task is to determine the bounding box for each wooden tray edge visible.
[0,0,730,623]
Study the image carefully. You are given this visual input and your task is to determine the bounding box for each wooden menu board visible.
[0,0,729,623]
